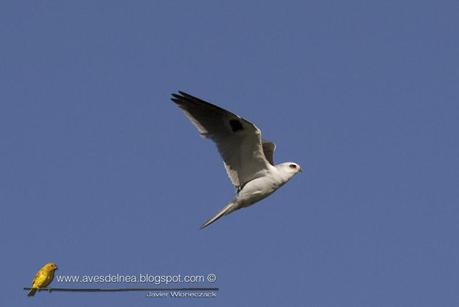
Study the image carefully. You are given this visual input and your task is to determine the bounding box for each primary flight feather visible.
[171,91,301,229]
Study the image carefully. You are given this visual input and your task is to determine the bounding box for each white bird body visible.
[171,91,301,228]
[237,163,294,207]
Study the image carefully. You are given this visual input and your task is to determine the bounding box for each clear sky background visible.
[1,1,458,306]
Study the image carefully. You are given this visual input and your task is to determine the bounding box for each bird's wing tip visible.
[171,91,196,104]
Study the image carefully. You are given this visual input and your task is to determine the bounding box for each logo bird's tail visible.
[27,288,37,296]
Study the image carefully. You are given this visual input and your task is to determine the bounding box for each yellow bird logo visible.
[28,262,58,296]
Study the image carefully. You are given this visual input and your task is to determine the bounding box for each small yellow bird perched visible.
[28,262,58,296]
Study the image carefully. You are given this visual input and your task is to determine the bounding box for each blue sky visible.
[1,1,458,306]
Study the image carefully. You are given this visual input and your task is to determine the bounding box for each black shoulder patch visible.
[229,119,243,132]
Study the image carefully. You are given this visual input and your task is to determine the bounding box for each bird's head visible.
[44,263,58,271]
[278,162,302,177]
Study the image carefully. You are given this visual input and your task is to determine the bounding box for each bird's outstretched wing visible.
[262,140,276,165]
[172,91,273,188]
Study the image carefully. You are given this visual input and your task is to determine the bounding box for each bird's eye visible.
[289,164,297,169]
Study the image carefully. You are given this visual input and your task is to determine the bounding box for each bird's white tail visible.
[200,202,236,229]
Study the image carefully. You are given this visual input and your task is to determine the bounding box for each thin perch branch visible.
[24,287,219,292]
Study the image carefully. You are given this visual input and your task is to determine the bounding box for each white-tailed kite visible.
[171,91,302,229]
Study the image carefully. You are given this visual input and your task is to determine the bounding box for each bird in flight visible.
[27,262,58,296]
[171,91,302,229]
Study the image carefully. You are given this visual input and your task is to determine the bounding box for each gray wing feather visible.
[262,140,276,165]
